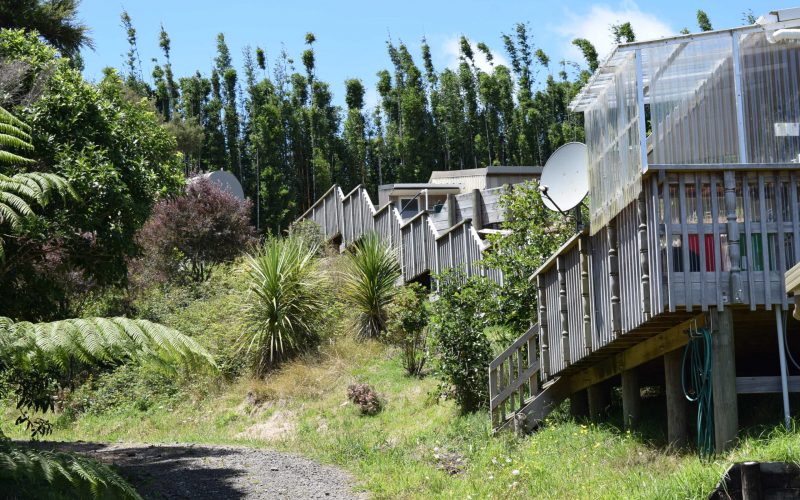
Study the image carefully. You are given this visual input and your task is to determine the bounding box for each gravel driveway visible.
[32,442,364,499]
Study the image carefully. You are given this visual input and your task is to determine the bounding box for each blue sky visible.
[77,1,788,108]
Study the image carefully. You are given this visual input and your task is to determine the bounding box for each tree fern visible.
[0,106,74,261]
[0,444,141,499]
[0,316,216,372]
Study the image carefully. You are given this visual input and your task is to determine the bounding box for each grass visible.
[4,261,800,498]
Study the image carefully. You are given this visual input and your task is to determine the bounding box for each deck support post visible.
[446,194,458,228]
[724,170,743,303]
[570,390,589,419]
[664,348,688,448]
[557,255,571,366]
[587,381,610,421]
[607,221,622,337]
[471,189,483,231]
[537,274,550,379]
[621,369,641,429]
[712,307,739,452]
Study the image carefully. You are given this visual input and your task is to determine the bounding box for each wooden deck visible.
[491,164,800,431]
[296,184,504,285]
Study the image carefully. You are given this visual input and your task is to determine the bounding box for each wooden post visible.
[579,236,592,353]
[447,193,458,228]
[537,274,550,379]
[724,170,743,303]
[587,382,610,421]
[557,255,571,366]
[621,369,641,429]
[570,390,589,419]
[637,191,651,319]
[607,221,622,336]
[664,348,688,448]
[740,462,763,500]
[713,307,739,452]
[471,189,483,231]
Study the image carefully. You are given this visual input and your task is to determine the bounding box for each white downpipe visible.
[775,307,791,430]
[767,28,800,43]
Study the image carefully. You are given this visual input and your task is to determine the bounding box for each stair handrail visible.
[489,323,540,430]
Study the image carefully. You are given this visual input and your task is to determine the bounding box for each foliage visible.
[0,30,184,320]
[87,19,591,234]
[0,0,92,58]
[482,181,575,333]
[341,232,401,339]
[0,105,72,262]
[346,383,382,416]
[386,282,428,377]
[0,444,140,499]
[240,236,328,375]
[136,178,256,283]
[286,218,326,252]
[429,269,495,413]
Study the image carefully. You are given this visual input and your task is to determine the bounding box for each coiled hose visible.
[682,327,715,460]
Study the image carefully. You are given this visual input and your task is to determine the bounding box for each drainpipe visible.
[775,307,791,430]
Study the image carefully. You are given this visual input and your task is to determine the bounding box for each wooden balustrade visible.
[295,184,503,286]
[489,324,539,430]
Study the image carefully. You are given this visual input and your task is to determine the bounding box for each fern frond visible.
[0,106,30,133]
[0,123,32,143]
[0,445,141,499]
[0,133,33,151]
[0,149,34,166]
[12,172,76,203]
[0,316,217,373]
[0,190,33,227]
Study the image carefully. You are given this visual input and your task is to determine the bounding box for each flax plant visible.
[342,232,401,339]
[241,236,328,375]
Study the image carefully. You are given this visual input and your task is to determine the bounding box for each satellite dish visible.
[539,142,588,212]
[194,170,245,200]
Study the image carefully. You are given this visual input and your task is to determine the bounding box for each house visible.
[378,166,541,219]
[491,8,800,451]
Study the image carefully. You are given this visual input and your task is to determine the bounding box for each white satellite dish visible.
[194,170,245,200]
[539,142,588,212]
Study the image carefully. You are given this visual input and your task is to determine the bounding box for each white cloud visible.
[441,36,510,74]
[555,1,675,63]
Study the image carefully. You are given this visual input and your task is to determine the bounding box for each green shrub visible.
[287,219,327,254]
[429,269,495,413]
[240,236,328,375]
[342,232,401,339]
[386,283,428,377]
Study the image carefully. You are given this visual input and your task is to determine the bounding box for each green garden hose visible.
[682,327,715,460]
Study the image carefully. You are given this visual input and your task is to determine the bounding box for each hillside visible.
[5,261,799,499]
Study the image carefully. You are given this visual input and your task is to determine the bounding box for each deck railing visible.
[296,184,503,285]
[648,167,800,313]
[489,324,539,430]
[521,165,800,386]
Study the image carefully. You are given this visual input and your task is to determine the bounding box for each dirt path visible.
[33,442,364,499]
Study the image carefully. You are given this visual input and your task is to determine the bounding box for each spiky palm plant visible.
[241,236,328,375]
[342,232,401,339]
[0,106,73,261]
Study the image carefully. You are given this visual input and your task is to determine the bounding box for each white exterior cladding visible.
[571,8,800,234]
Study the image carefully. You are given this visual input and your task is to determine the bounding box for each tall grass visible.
[342,232,401,339]
[240,236,328,375]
